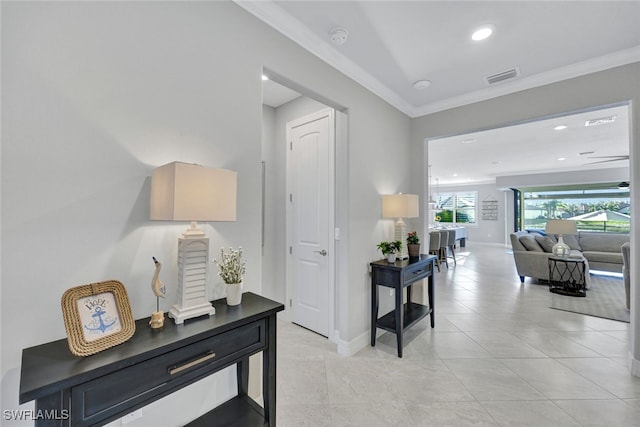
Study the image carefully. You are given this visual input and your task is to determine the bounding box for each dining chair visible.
[447,229,457,266]
[428,231,441,272]
[438,230,449,269]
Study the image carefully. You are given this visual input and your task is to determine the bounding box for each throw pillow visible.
[562,234,581,251]
[519,234,544,252]
[526,229,546,236]
[535,235,555,253]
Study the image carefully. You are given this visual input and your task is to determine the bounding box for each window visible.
[434,191,477,225]
[518,183,630,233]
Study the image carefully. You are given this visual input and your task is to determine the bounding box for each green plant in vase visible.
[407,231,421,257]
[214,247,246,306]
[377,240,402,263]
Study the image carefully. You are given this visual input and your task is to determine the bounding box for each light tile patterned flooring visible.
[275,243,640,427]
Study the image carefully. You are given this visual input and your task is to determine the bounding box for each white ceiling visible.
[262,78,301,108]
[429,104,629,185]
[250,1,637,185]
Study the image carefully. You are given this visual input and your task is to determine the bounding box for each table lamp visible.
[150,161,237,324]
[545,219,577,258]
[382,193,419,259]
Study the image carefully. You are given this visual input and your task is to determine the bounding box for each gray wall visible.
[1,2,412,424]
[261,105,278,301]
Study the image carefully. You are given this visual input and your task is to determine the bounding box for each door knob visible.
[314,250,328,256]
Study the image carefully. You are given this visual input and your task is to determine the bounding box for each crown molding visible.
[236,1,640,119]
[235,0,415,115]
[411,46,640,118]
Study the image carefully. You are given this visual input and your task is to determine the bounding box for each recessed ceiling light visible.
[261,75,269,81]
[557,157,567,161]
[471,25,494,41]
[554,125,568,131]
[453,173,458,177]
[461,138,476,144]
[412,80,431,90]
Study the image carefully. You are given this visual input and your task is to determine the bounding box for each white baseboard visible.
[333,328,397,356]
[333,329,369,357]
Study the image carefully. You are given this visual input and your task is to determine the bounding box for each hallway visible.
[276,243,640,426]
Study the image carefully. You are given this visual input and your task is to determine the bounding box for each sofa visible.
[510,230,629,283]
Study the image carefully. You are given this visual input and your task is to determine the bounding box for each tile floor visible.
[275,243,640,427]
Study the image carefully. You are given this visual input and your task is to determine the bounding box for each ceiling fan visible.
[584,155,629,165]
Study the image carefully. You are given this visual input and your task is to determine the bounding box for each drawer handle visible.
[412,270,424,275]
[168,351,215,375]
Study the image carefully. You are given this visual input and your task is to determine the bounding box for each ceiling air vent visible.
[585,115,617,127]
[485,67,520,85]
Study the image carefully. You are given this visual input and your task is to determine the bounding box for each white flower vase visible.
[226,282,243,306]
[386,253,397,263]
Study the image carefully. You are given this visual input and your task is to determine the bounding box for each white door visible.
[286,109,334,337]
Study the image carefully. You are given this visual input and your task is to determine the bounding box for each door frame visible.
[285,107,336,339]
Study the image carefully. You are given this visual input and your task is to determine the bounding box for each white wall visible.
[1,2,412,424]
[437,183,508,244]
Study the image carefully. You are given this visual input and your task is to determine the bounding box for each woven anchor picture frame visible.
[61,280,136,357]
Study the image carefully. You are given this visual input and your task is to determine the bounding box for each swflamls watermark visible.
[3,409,70,421]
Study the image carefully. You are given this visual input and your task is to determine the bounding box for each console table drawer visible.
[402,262,431,284]
[72,320,266,426]
[374,269,399,287]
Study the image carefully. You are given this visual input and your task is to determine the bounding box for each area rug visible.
[550,274,629,323]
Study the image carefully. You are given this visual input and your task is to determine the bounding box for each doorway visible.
[261,71,348,342]
[286,108,334,336]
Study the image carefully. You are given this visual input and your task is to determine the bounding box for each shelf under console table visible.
[19,292,284,427]
[370,254,436,358]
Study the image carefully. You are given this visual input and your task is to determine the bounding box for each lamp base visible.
[169,303,215,325]
[170,236,215,325]
[552,235,571,258]
[395,218,408,259]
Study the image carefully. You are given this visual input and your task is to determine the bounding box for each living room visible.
[2,2,639,426]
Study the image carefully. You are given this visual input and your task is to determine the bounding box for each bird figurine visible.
[149,256,166,330]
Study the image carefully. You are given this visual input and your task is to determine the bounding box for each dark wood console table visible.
[370,254,436,357]
[19,292,284,427]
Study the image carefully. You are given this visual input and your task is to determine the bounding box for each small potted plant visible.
[214,247,246,306]
[407,231,420,257]
[377,240,402,263]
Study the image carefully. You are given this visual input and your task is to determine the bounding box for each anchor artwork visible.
[77,292,122,342]
[61,280,135,356]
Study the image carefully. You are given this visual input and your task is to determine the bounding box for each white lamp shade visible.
[545,219,577,235]
[150,161,237,221]
[382,194,419,219]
